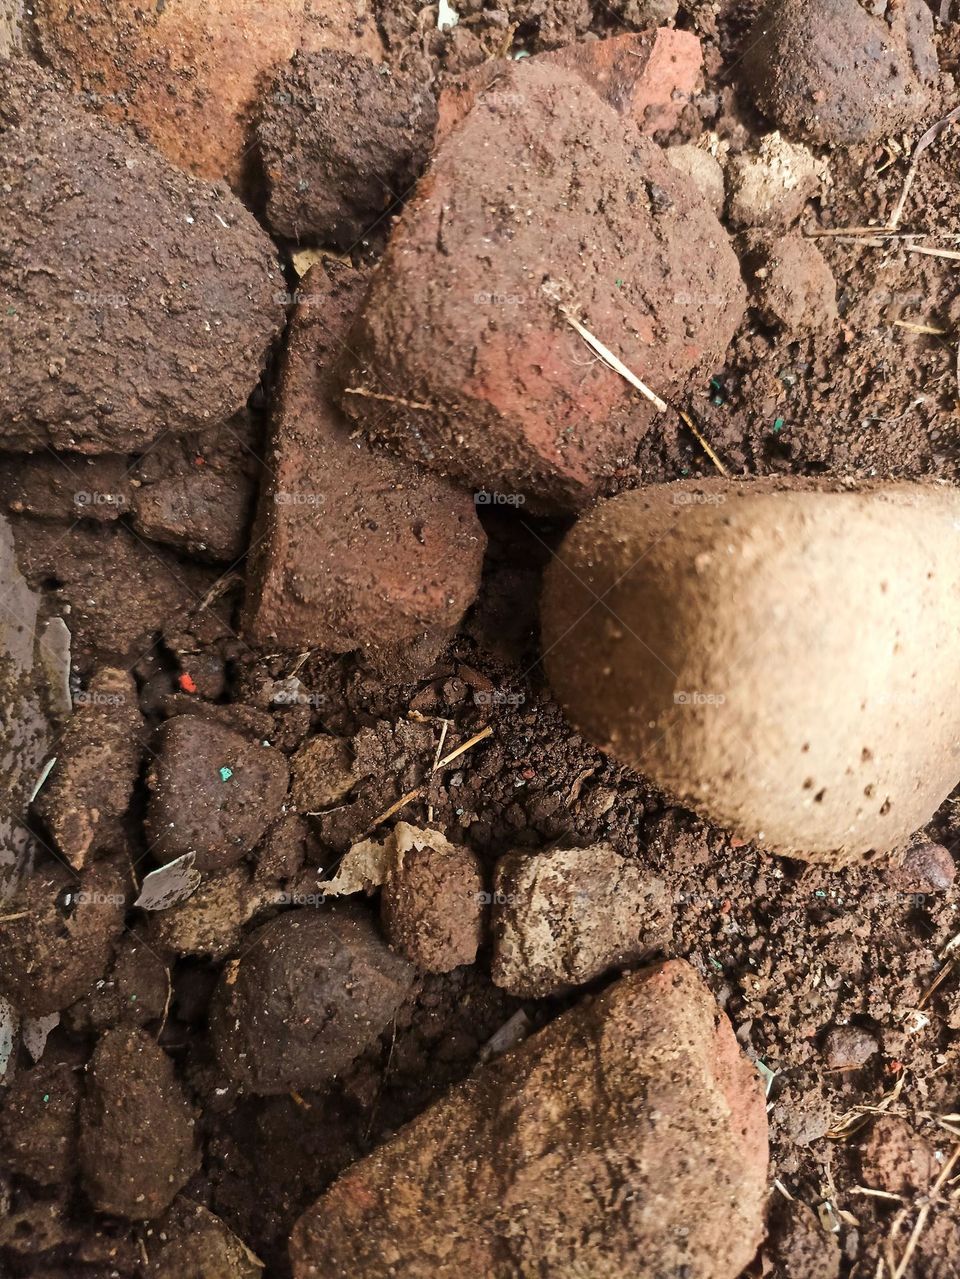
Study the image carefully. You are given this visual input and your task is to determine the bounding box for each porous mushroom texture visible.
[33,0,384,187]
[337,58,745,513]
[290,960,768,1279]
[540,478,960,866]
[0,59,284,454]
[740,0,937,146]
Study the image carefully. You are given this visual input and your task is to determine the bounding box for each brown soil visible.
[2,3,960,1278]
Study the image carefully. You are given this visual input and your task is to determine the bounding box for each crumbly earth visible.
[2,3,960,1279]
[259,50,437,246]
[0,59,284,454]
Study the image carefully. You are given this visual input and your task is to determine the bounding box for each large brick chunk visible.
[338,59,745,512]
[291,960,768,1279]
[243,263,485,654]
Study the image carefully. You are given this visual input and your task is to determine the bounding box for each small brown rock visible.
[291,961,768,1279]
[131,469,255,563]
[210,906,415,1094]
[0,856,128,1016]
[33,667,143,870]
[380,823,484,972]
[339,59,745,512]
[147,1200,263,1279]
[741,0,937,146]
[0,60,284,454]
[744,231,837,332]
[289,735,358,813]
[886,840,956,895]
[63,934,170,1034]
[79,1029,199,1219]
[146,717,289,873]
[820,1023,879,1070]
[859,1116,936,1196]
[146,865,257,959]
[260,51,437,247]
[243,262,485,653]
[491,843,672,997]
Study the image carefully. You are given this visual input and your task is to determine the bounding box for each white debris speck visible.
[437,0,459,30]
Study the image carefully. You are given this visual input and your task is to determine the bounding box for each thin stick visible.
[889,106,960,230]
[678,410,729,476]
[558,307,669,413]
[364,785,424,834]
[343,387,437,411]
[905,245,960,263]
[363,727,494,833]
[893,1145,960,1278]
[892,320,946,336]
[436,725,494,769]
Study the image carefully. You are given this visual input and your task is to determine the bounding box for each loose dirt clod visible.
[0,1054,81,1185]
[380,822,484,972]
[338,58,745,511]
[146,865,258,960]
[859,1116,937,1196]
[291,961,768,1279]
[243,262,486,653]
[33,668,143,870]
[491,843,672,996]
[541,478,960,865]
[741,0,938,146]
[79,1028,199,1220]
[0,856,128,1016]
[62,935,170,1035]
[289,734,358,813]
[0,60,284,454]
[210,906,415,1094]
[146,717,290,874]
[259,51,437,246]
[725,132,827,231]
[147,1200,264,1279]
[742,231,838,332]
[33,0,384,187]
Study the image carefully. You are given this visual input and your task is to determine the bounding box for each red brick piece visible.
[339,60,744,512]
[243,263,485,653]
[291,960,768,1279]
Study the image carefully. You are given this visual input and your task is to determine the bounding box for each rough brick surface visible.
[291,961,768,1279]
[243,262,486,653]
[339,60,744,512]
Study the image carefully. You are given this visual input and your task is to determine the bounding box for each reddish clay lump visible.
[33,0,384,187]
[243,262,486,653]
[338,56,745,512]
[0,59,284,453]
[260,50,437,247]
[145,716,289,874]
[291,961,768,1279]
[210,907,415,1094]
